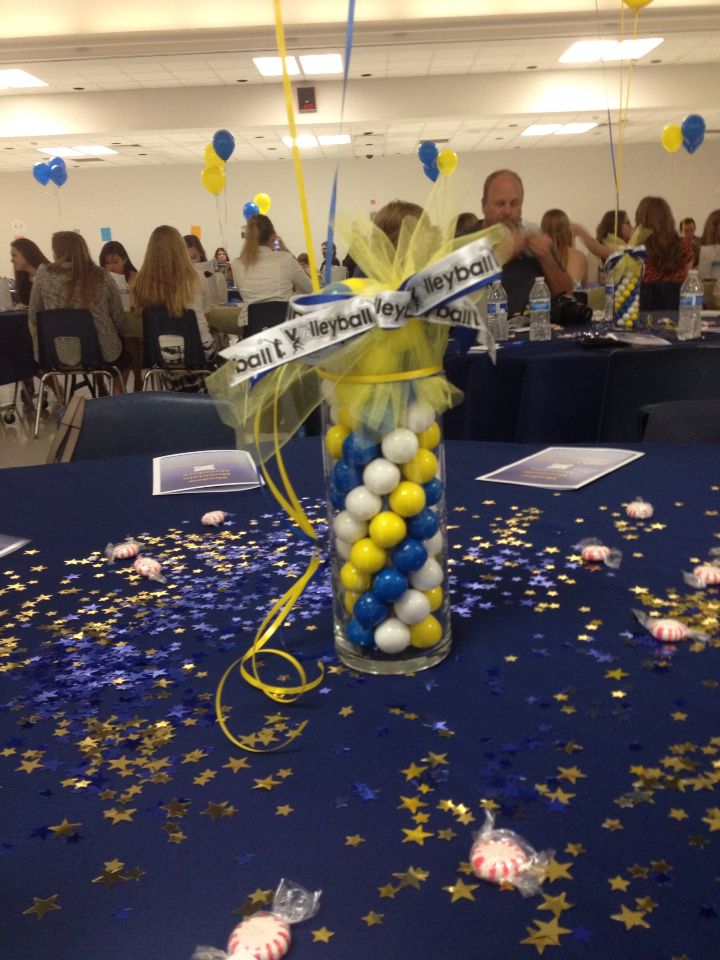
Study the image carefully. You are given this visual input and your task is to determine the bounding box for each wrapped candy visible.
[193,880,321,960]
[683,548,720,589]
[202,510,228,527]
[133,556,166,583]
[633,609,709,644]
[105,539,141,562]
[470,811,553,898]
[577,538,622,569]
[625,497,654,520]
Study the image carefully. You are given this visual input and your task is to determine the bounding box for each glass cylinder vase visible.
[613,259,643,329]
[320,380,451,675]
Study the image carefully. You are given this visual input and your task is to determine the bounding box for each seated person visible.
[573,209,632,272]
[231,215,313,304]
[99,241,138,288]
[636,196,692,283]
[540,209,587,288]
[679,217,701,268]
[479,169,572,317]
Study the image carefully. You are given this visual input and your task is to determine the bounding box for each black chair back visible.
[68,391,237,460]
[0,310,36,385]
[598,344,720,442]
[141,307,208,369]
[37,309,107,371]
[246,301,288,338]
[641,399,720,443]
[639,281,681,311]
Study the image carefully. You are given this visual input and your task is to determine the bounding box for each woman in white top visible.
[132,225,217,392]
[231,214,313,303]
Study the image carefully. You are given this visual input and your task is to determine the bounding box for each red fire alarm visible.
[297,86,317,113]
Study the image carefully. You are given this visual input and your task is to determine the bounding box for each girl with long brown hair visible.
[231,214,312,303]
[635,196,692,282]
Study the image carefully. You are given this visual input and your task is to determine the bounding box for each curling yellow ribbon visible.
[318,364,443,385]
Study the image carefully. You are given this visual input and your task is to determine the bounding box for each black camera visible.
[550,294,593,326]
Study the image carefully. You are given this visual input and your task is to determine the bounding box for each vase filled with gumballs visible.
[320,328,452,674]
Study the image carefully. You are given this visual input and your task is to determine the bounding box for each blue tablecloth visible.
[1,439,719,960]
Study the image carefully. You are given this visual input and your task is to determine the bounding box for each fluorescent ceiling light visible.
[560,41,616,63]
[521,124,562,137]
[555,122,598,135]
[559,37,663,63]
[318,134,351,145]
[603,38,663,61]
[0,69,47,89]
[74,145,119,156]
[36,146,84,157]
[281,134,318,148]
[253,56,300,77]
[299,54,343,74]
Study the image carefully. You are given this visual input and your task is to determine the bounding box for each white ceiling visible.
[0,2,717,170]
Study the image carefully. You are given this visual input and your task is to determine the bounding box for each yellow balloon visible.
[203,143,223,167]
[660,124,682,154]
[201,165,226,196]
[437,148,458,177]
[622,0,653,9]
[343,277,372,293]
[254,192,271,215]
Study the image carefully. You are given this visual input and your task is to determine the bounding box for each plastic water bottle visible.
[677,269,704,341]
[486,280,509,342]
[528,276,551,341]
[603,262,614,326]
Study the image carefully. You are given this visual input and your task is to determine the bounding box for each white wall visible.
[2,140,718,274]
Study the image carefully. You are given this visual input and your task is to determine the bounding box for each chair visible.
[141,306,212,390]
[639,280,681,311]
[597,344,720,442]
[246,301,288,338]
[0,310,36,424]
[640,399,720,443]
[59,391,238,460]
[34,308,123,438]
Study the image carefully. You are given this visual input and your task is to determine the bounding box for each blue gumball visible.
[407,508,440,541]
[393,538,428,573]
[342,433,380,466]
[329,484,345,511]
[373,568,408,602]
[332,459,362,495]
[423,162,439,183]
[348,618,375,648]
[418,141,438,166]
[213,128,235,162]
[32,162,51,186]
[422,477,443,506]
[243,201,260,220]
[353,592,388,628]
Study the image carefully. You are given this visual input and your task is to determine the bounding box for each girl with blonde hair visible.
[231,214,312,304]
[540,208,587,286]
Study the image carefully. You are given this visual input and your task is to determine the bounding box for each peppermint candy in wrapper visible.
[202,510,228,527]
[469,811,553,898]
[133,556,166,583]
[684,563,720,589]
[625,497,654,520]
[193,879,321,960]
[633,609,709,644]
[105,539,141,562]
[577,538,622,569]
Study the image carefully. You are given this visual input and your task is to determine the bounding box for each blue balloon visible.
[212,128,235,162]
[418,141,438,166]
[353,592,388,628]
[373,568,408,602]
[393,538,428,573]
[48,162,68,187]
[32,162,51,186]
[243,201,259,220]
[423,162,439,183]
[683,132,704,155]
[681,113,705,151]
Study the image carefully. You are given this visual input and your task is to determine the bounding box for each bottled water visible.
[486,279,509,342]
[528,276,551,341]
[677,269,703,341]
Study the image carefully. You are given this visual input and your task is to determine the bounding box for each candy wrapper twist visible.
[633,608,710,644]
[470,811,553,898]
[193,879,321,960]
[683,546,720,589]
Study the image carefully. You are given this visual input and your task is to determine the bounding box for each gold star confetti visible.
[520,917,572,954]
[611,904,650,930]
[401,762,427,781]
[702,807,720,831]
[361,911,383,926]
[392,866,429,889]
[544,858,573,882]
[443,877,478,902]
[338,706,353,717]
[538,892,574,917]
[22,895,61,920]
[608,875,631,891]
[311,927,335,943]
[275,804,293,816]
[48,818,81,839]
[401,825,434,845]
[564,842,585,856]
[345,835,365,847]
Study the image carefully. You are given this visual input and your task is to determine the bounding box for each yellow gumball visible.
[369,511,407,549]
[340,562,371,592]
[325,424,349,460]
[344,590,360,614]
[417,422,441,450]
[388,481,426,518]
[349,538,387,574]
[409,615,443,649]
[424,586,444,613]
[402,449,438,484]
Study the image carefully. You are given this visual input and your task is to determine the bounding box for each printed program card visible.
[477,447,644,491]
[0,535,30,558]
[152,449,261,496]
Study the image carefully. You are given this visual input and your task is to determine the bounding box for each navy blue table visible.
[1,440,719,960]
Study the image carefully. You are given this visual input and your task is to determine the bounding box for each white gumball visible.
[333,510,368,543]
[423,529,444,557]
[405,401,435,434]
[344,485,382,521]
[374,618,411,654]
[381,428,419,465]
[394,589,432,625]
[363,458,401,496]
[335,537,352,560]
[409,557,444,591]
